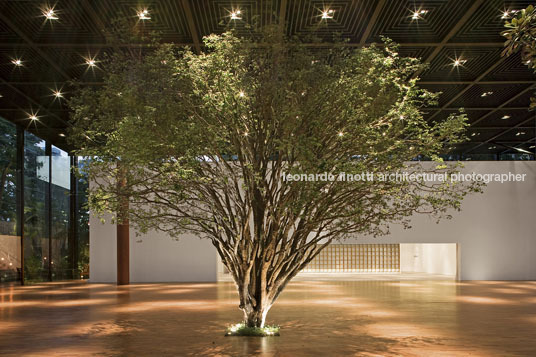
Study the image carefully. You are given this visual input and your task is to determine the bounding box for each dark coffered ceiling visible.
[0,0,534,156]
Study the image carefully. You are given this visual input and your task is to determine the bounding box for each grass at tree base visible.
[225,323,280,337]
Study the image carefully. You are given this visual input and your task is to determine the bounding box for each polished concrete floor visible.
[1,280,536,356]
[218,272,456,282]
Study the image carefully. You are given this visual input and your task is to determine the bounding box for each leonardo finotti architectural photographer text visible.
[282,172,527,184]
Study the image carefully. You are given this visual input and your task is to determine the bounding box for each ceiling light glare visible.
[230,9,242,20]
[501,115,511,120]
[502,9,520,19]
[85,58,96,67]
[411,9,427,20]
[12,59,23,66]
[516,131,526,136]
[138,9,150,20]
[452,58,467,67]
[322,9,334,19]
[481,91,493,97]
[43,8,58,20]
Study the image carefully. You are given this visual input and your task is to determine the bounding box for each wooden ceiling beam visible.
[0,42,506,49]
[0,76,71,129]
[181,0,202,54]
[464,112,535,154]
[279,0,288,27]
[424,55,509,122]
[416,0,486,74]
[359,0,387,45]
[0,13,70,80]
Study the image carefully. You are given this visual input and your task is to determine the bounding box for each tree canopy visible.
[69,28,479,328]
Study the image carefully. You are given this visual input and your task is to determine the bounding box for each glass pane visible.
[0,117,20,283]
[77,157,90,279]
[24,132,49,282]
[51,146,70,280]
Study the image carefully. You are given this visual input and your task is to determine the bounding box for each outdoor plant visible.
[69,27,479,332]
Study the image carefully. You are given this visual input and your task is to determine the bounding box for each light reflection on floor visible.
[0,280,535,356]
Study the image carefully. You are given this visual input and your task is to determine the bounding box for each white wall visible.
[348,161,536,280]
[400,243,457,276]
[89,214,217,283]
[90,161,536,282]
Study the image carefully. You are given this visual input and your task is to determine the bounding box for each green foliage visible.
[0,118,17,223]
[225,323,280,337]
[502,4,536,109]
[69,29,476,236]
[24,253,44,282]
[69,28,480,323]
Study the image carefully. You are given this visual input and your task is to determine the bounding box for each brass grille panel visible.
[303,244,400,273]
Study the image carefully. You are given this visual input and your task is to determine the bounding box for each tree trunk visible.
[241,301,271,328]
[238,278,273,328]
[116,163,130,285]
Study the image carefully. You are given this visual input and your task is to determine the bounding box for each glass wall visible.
[0,116,89,284]
[23,132,49,281]
[76,157,90,279]
[0,119,20,283]
[51,146,71,280]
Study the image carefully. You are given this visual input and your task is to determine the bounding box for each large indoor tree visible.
[69,28,479,330]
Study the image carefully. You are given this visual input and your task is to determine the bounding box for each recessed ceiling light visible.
[516,131,526,136]
[338,131,344,137]
[29,114,38,121]
[0,93,3,98]
[42,8,58,20]
[52,89,63,98]
[322,9,334,19]
[530,145,535,149]
[84,56,97,68]
[500,9,519,19]
[488,146,496,150]
[137,9,150,20]
[59,133,66,137]
[501,115,511,120]
[11,59,23,67]
[452,58,467,67]
[481,91,493,97]
[471,132,480,137]
[230,9,242,20]
[411,9,428,20]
